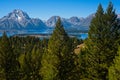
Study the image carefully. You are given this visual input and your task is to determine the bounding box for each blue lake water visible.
[68,33,88,39]
[0,31,88,40]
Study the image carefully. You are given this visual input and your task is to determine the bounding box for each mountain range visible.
[0,9,47,31]
[0,9,119,33]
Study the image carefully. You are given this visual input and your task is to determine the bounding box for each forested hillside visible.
[0,2,120,80]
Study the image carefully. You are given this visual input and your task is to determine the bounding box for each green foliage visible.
[80,2,120,80]
[40,18,68,80]
[19,44,43,80]
[0,2,119,80]
[57,39,81,80]
[40,18,80,80]
[109,46,120,80]
[0,32,19,80]
[0,34,47,80]
[84,4,107,79]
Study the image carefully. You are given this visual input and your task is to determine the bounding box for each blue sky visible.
[0,0,120,20]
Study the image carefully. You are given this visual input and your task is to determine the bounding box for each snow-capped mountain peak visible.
[6,9,30,22]
[46,16,59,27]
[13,9,30,18]
[5,9,32,26]
[0,9,119,33]
[69,17,80,22]
[0,9,46,29]
[68,17,82,25]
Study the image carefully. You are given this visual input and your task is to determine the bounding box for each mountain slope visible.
[0,9,119,33]
[45,14,94,33]
[0,9,47,30]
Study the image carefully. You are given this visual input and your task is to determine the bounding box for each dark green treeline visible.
[0,18,81,80]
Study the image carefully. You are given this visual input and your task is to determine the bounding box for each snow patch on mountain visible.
[0,9,47,30]
[0,9,119,33]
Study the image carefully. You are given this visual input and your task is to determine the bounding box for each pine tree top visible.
[50,17,69,42]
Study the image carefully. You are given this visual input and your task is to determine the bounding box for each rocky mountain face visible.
[45,14,95,28]
[45,14,95,32]
[0,9,47,30]
[0,9,119,33]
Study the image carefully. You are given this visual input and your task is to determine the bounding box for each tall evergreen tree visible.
[40,18,68,80]
[0,32,19,80]
[81,2,120,79]
[103,2,119,64]
[40,18,80,80]
[84,4,105,79]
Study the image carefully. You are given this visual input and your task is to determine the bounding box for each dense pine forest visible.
[0,2,120,80]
